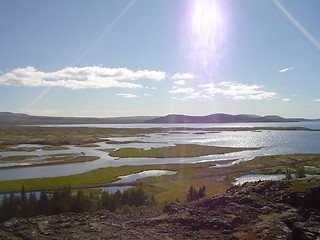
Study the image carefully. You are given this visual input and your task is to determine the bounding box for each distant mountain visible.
[0,112,158,125]
[0,112,317,125]
[145,113,314,124]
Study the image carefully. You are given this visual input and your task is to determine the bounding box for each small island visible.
[109,144,260,158]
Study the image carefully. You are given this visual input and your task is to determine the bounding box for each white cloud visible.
[0,66,166,89]
[279,67,295,73]
[282,98,291,102]
[143,93,152,96]
[169,87,195,94]
[115,93,138,98]
[171,73,195,79]
[173,80,186,86]
[169,81,277,101]
[200,81,277,100]
[315,99,320,102]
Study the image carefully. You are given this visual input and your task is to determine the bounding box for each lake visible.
[0,122,319,181]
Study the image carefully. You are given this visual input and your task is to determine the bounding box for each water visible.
[0,122,320,181]
[113,170,176,183]
[233,174,286,185]
[95,186,134,194]
[233,174,320,185]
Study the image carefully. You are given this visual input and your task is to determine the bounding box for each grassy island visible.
[109,144,259,158]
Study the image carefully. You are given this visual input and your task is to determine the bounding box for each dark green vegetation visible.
[186,185,206,202]
[0,186,152,222]
[109,144,259,158]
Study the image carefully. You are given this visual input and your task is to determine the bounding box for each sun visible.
[185,0,227,78]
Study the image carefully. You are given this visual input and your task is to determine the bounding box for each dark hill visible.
[145,113,307,123]
[0,112,315,125]
[0,112,157,125]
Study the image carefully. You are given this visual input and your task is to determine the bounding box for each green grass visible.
[109,144,258,158]
[0,164,187,191]
[149,178,232,203]
[0,155,37,161]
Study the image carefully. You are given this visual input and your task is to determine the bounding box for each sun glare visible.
[186,0,226,78]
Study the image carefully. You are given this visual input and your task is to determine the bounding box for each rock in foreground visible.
[1,178,320,239]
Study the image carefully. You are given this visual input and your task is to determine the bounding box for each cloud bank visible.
[0,66,166,89]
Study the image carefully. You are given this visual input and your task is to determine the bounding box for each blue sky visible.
[0,0,319,118]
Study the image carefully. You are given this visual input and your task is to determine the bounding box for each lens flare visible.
[184,0,227,79]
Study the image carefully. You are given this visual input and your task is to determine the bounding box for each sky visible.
[0,0,320,118]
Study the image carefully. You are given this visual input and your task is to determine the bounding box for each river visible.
[0,122,319,181]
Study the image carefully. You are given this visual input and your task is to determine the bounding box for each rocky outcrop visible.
[1,179,320,239]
